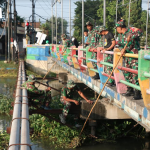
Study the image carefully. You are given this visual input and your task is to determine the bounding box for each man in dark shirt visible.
[96,26,116,86]
[59,80,93,124]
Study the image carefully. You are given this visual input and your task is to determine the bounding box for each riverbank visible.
[0,59,56,78]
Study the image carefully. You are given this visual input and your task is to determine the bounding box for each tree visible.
[97,0,142,33]
[73,0,101,42]
[40,16,68,43]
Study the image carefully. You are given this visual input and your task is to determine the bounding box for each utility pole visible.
[55,0,57,45]
[103,0,106,26]
[61,0,63,34]
[69,0,71,38]
[128,0,131,26]
[14,0,17,61]
[7,0,10,62]
[146,0,150,48]
[115,0,118,37]
[52,3,53,44]
[10,0,13,61]
[5,2,7,62]
[32,0,35,44]
[82,0,84,47]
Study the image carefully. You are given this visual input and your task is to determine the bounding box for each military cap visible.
[67,80,76,88]
[115,19,125,28]
[95,26,106,33]
[61,34,67,39]
[27,74,36,82]
[85,21,93,27]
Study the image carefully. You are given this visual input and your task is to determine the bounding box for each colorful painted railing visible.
[50,45,150,108]
[138,50,150,108]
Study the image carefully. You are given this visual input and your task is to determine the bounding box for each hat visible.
[115,19,125,28]
[67,80,76,88]
[27,74,36,82]
[95,26,106,33]
[85,21,93,27]
[61,34,66,39]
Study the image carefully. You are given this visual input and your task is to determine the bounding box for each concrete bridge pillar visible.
[89,120,97,136]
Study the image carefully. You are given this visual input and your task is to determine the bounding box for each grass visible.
[0,60,18,77]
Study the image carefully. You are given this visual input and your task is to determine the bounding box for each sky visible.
[15,0,149,35]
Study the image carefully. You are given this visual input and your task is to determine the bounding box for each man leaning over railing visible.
[95,26,116,86]
[85,21,101,79]
[61,34,72,54]
[115,19,143,100]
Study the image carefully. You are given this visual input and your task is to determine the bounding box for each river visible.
[0,78,149,150]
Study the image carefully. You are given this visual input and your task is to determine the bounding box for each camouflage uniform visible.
[22,75,51,106]
[116,20,143,85]
[61,34,72,53]
[87,28,100,68]
[96,26,115,83]
[60,80,80,118]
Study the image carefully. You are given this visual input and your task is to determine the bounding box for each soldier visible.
[86,21,100,79]
[115,19,143,100]
[22,75,51,110]
[61,34,72,54]
[96,26,116,86]
[59,80,93,125]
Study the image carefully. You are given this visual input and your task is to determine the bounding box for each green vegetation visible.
[73,0,150,46]
[40,16,68,43]
[0,131,9,150]
[0,61,18,77]
[73,0,101,42]
[0,94,13,115]
[30,91,146,148]
[30,114,86,148]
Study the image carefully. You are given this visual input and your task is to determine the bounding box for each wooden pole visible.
[80,42,129,136]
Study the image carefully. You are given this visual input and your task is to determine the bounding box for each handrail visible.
[120,80,141,91]
[117,52,138,58]
[144,72,150,78]
[144,55,150,60]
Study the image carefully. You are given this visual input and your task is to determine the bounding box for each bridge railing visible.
[50,44,150,108]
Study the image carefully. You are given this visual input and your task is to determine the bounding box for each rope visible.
[80,42,129,136]
[7,143,32,150]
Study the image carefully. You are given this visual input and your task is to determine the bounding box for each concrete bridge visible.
[25,44,150,133]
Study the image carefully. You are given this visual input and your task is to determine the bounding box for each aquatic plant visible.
[0,94,13,115]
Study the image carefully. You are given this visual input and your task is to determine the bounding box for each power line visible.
[41,0,51,10]
[37,0,50,16]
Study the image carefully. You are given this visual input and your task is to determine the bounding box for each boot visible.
[122,87,134,96]
[92,73,100,80]
[132,90,141,100]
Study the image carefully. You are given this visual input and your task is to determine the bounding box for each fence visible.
[49,44,150,108]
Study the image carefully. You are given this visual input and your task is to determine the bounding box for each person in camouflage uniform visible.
[59,80,93,124]
[22,75,51,110]
[85,21,101,79]
[61,34,72,54]
[95,26,116,86]
[115,19,143,100]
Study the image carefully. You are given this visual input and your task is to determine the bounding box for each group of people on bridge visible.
[61,19,143,100]
[22,19,143,126]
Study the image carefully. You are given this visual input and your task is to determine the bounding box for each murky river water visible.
[0,78,150,150]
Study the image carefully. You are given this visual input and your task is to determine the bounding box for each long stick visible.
[43,61,57,79]
[43,49,67,80]
[80,42,129,136]
[35,80,60,92]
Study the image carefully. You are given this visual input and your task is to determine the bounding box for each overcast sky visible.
[15,0,148,35]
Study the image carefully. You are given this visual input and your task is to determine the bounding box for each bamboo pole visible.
[80,42,129,135]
